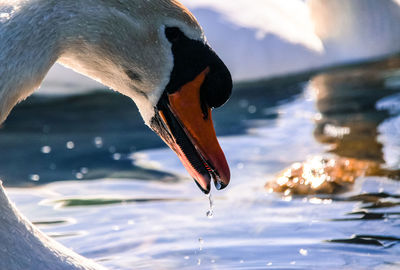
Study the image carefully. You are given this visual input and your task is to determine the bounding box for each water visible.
[206,194,214,218]
[2,57,400,269]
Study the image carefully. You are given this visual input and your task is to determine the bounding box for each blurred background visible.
[2,0,400,269]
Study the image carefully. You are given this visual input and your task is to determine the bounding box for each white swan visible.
[163,0,400,81]
[0,181,107,270]
[0,0,232,269]
[182,0,400,81]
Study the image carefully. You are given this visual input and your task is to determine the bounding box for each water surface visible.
[2,58,400,269]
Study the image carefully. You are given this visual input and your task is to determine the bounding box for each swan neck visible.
[0,0,64,123]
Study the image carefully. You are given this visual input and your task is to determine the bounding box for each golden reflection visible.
[267,56,400,195]
[266,156,379,195]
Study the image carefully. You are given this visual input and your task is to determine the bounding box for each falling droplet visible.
[198,238,204,251]
[206,193,214,218]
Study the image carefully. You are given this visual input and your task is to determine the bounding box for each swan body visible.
[0,0,233,269]
[0,182,106,270]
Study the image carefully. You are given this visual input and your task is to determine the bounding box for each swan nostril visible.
[125,70,142,82]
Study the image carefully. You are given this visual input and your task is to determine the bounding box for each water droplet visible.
[75,172,83,179]
[206,194,214,218]
[80,167,89,174]
[314,113,322,121]
[248,105,257,114]
[214,179,223,190]
[239,99,249,108]
[198,238,204,251]
[197,259,201,265]
[30,174,40,181]
[66,141,75,149]
[184,256,189,260]
[41,146,51,154]
[94,137,103,148]
[236,162,244,169]
[299,249,308,256]
[113,153,121,160]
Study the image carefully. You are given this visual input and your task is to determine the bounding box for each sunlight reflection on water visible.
[4,58,400,269]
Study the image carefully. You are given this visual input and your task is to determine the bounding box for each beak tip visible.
[194,179,211,194]
[215,166,230,190]
[214,180,227,190]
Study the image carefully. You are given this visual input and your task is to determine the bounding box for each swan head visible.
[58,0,232,193]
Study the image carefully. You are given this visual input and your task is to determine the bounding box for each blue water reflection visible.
[2,57,400,269]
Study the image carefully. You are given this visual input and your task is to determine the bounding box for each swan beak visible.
[157,67,230,194]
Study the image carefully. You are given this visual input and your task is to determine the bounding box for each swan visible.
[0,0,232,269]
[181,0,400,81]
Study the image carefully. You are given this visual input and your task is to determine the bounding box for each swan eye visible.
[165,27,183,43]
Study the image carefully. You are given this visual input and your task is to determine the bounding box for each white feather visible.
[0,182,106,270]
[182,0,323,52]
[182,0,400,81]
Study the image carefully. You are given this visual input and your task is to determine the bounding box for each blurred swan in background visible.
[183,0,400,81]
[43,0,400,93]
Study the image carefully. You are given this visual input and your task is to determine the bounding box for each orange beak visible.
[156,67,230,193]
